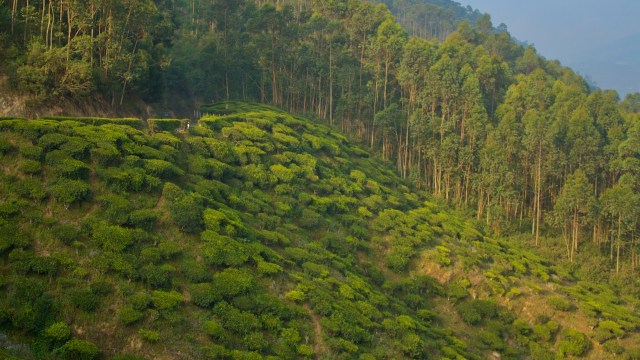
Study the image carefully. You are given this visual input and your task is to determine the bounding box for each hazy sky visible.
[459,0,640,95]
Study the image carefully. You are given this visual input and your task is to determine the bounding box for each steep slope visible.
[0,103,638,359]
[0,104,476,359]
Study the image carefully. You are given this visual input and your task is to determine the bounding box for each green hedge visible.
[0,116,26,121]
[147,118,188,132]
[39,116,143,129]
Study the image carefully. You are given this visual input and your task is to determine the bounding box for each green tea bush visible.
[56,339,100,360]
[20,145,43,160]
[593,320,625,343]
[212,268,255,298]
[51,224,80,245]
[90,145,120,167]
[118,306,144,325]
[455,301,481,325]
[19,159,42,174]
[50,179,91,206]
[151,290,185,310]
[54,158,91,179]
[44,322,71,342]
[138,329,160,342]
[547,296,574,312]
[478,330,505,350]
[148,118,187,132]
[189,283,218,307]
[128,292,151,311]
[128,209,157,231]
[557,328,590,357]
[69,288,100,311]
[602,340,624,355]
[40,116,143,129]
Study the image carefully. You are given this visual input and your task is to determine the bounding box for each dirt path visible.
[303,304,328,358]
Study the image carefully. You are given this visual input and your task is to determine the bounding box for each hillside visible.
[0,103,639,359]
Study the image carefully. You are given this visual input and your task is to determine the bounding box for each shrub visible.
[40,116,143,129]
[128,292,151,311]
[284,290,306,302]
[118,306,144,325]
[19,159,42,174]
[472,299,501,319]
[44,322,71,342]
[20,145,43,160]
[51,224,80,245]
[593,320,625,343]
[189,283,218,308]
[557,329,591,357]
[151,290,185,310]
[90,145,120,167]
[163,183,204,233]
[53,159,91,180]
[547,296,574,312]
[57,339,100,360]
[148,118,188,132]
[603,340,624,355]
[69,288,100,311]
[202,232,249,266]
[212,268,254,298]
[12,178,47,201]
[181,260,209,283]
[446,283,469,301]
[455,301,481,325]
[50,179,91,207]
[92,223,134,253]
[138,329,160,342]
[128,209,158,230]
[203,320,225,339]
[98,195,132,225]
[386,246,413,272]
[0,138,14,155]
[478,330,505,350]
[143,159,184,179]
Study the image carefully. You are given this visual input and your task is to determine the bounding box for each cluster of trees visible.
[373,0,485,40]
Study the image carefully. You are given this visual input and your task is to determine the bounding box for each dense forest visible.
[2,0,640,358]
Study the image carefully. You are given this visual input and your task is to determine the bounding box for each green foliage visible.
[163,183,204,233]
[69,288,100,311]
[41,116,143,129]
[44,322,71,342]
[0,102,637,360]
[119,306,144,325]
[533,320,560,342]
[212,268,254,298]
[151,290,185,310]
[148,119,188,132]
[128,209,158,231]
[128,292,151,311]
[593,320,625,343]
[189,283,218,308]
[19,159,42,175]
[455,301,482,325]
[557,329,591,357]
[50,179,91,206]
[202,231,250,267]
[56,339,100,360]
[547,296,574,312]
[138,329,161,342]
